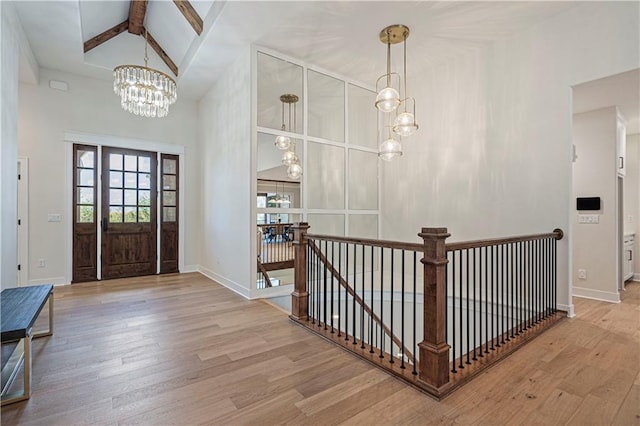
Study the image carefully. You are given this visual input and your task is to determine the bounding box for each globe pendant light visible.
[282,149,298,166]
[274,94,298,150]
[379,138,402,161]
[375,26,405,113]
[287,163,302,179]
[392,30,418,137]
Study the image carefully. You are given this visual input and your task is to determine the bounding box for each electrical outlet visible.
[37,258,45,268]
[578,269,587,280]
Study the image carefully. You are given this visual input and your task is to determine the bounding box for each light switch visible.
[47,213,62,222]
[578,214,599,224]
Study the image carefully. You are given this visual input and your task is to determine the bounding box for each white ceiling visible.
[573,69,640,135]
[14,1,582,101]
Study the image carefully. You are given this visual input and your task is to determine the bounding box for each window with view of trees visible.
[108,153,152,223]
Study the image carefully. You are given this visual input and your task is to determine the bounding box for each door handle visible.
[102,217,108,232]
[619,156,624,169]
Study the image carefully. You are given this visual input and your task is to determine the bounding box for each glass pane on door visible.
[107,151,155,223]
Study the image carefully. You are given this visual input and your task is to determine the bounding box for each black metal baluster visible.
[390,249,395,363]
[472,247,477,361]
[413,251,417,375]
[352,244,357,344]
[544,238,551,319]
[466,249,471,365]
[528,240,533,329]
[361,245,365,349]
[508,243,513,339]
[539,239,544,321]
[458,249,464,369]
[330,241,335,333]
[533,239,537,325]
[379,247,384,359]
[400,249,406,368]
[451,251,457,373]
[370,245,375,353]
[547,238,551,318]
[491,245,496,350]
[501,243,506,345]
[478,247,484,358]
[308,242,312,322]
[313,240,317,325]
[337,242,342,336]
[553,238,557,314]
[323,240,328,330]
[345,243,350,340]
[322,241,329,330]
[484,246,489,354]
[515,242,520,336]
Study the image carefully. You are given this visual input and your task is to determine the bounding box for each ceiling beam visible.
[84,20,129,53]
[143,27,179,77]
[128,0,148,35]
[173,0,203,35]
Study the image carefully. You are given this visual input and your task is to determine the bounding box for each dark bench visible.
[1,284,54,406]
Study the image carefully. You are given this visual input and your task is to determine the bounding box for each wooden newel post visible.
[418,227,451,394]
[290,222,310,321]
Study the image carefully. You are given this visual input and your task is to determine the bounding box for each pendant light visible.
[375,26,401,113]
[113,29,177,118]
[379,114,402,161]
[392,28,418,137]
[274,93,302,180]
[274,94,298,150]
[375,24,418,161]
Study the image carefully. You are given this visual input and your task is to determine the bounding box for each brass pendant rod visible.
[403,36,408,112]
[386,31,392,88]
[281,100,285,131]
[143,29,149,68]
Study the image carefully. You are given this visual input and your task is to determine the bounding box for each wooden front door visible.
[101,147,157,279]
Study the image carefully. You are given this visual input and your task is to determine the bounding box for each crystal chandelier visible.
[376,25,419,160]
[274,94,302,179]
[113,30,177,118]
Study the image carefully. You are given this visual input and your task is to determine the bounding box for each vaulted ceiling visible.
[14,1,581,101]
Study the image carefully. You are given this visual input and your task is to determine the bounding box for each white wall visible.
[198,48,252,298]
[380,2,640,312]
[0,2,20,290]
[624,134,640,275]
[18,68,200,285]
[572,108,619,302]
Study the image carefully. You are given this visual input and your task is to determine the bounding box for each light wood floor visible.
[1,273,638,425]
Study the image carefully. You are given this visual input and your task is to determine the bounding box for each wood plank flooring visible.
[1,273,638,425]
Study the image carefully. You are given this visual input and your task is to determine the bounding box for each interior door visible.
[101,147,157,279]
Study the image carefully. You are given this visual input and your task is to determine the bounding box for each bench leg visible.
[33,293,53,339]
[1,333,32,406]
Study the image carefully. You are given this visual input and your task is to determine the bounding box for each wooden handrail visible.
[307,233,423,252]
[256,259,273,288]
[445,229,564,252]
[308,239,415,364]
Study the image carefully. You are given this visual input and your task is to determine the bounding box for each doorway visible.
[72,144,179,282]
[101,147,157,279]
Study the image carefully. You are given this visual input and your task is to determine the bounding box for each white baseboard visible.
[182,264,199,273]
[557,303,575,318]
[198,266,251,299]
[28,276,68,286]
[573,286,620,304]
[632,273,640,282]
